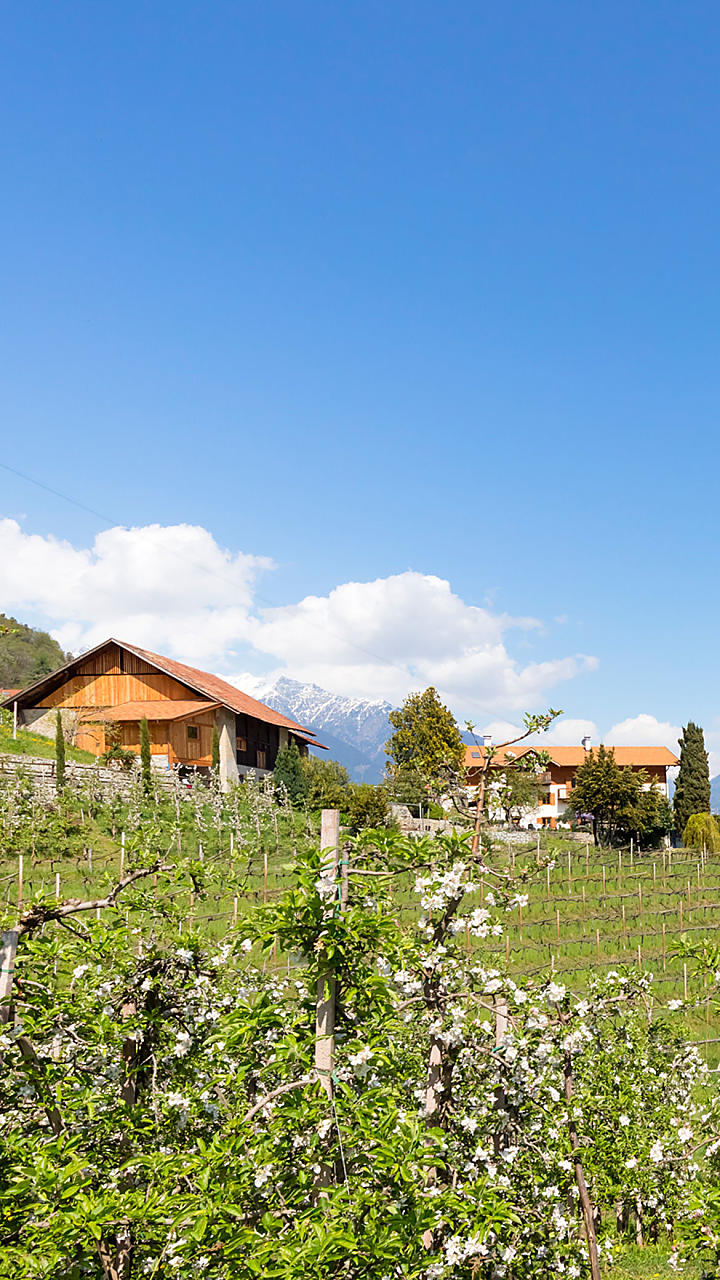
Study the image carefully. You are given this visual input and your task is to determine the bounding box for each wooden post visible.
[680,900,684,929]
[582,884,586,926]
[684,963,688,1001]
[120,831,125,876]
[546,863,551,900]
[55,871,60,899]
[315,810,340,1102]
[233,895,238,927]
[602,865,606,898]
[12,699,17,740]
[567,847,572,894]
[0,930,19,1026]
[595,928,600,962]
[662,920,666,970]
[505,934,510,965]
[263,849,268,904]
[622,904,626,948]
[556,907,560,944]
[17,855,23,908]
[585,842,589,874]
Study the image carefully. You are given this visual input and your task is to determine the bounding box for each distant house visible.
[1,638,325,789]
[464,738,679,830]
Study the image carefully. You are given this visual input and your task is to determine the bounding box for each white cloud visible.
[606,714,681,751]
[0,518,595,716]
[0,518,270,665]
[246,572,597,712]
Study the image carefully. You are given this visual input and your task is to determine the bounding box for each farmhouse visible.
[465,738,679,829]
[1,638,325,789]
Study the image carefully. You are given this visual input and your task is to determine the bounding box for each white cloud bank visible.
[0,518,596,716]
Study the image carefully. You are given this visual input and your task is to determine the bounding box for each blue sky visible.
[1,3,719,753]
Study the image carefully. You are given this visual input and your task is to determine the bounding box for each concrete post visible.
[216,708,239,793]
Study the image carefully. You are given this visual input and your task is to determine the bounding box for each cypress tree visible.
[140,716,152,795]
[211,724,220,770]
[273,740,308,805]
[674,722,710,836]
[55,710,65,792]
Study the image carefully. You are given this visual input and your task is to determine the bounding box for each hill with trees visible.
[0,614,68,690]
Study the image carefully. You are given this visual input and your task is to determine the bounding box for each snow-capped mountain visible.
[257,676,393,782]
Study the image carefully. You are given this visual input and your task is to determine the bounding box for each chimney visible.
[482,734,493,748]
[581,735,591,752]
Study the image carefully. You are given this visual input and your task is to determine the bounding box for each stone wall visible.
[0,753,174,801]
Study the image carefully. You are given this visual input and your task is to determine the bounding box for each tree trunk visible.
[98,1226,133,1280]
[564,1052,601,1280]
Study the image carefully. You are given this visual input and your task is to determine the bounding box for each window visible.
[256,748,267,770]
[236,735,247,752]
[187,725,199,741]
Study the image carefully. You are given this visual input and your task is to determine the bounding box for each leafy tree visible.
[211,723,220,770]
[345,782,390,832]
[273,739,309,805]
[54,712,65,792]
[489,765,540,823]
[674,722,710,835]
[683,811,720,853]
[0,613,68,688]
[139,716,151,794]
[566,745,647,846]
[386,687,463,780]
[302,755,350,809]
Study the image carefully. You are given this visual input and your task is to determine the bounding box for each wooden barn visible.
[1,638,325,789]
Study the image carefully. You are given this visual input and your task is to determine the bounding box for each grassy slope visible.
[0,722,96,763]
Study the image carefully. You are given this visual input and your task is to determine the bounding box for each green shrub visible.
[682,811,720,853]
[345,783,390,833]
[302,756,351,809]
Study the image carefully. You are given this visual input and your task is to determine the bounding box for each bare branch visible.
[242,1072,317,1125]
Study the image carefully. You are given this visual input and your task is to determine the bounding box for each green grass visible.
[611,1243,700,1277]
[0,722,96,763]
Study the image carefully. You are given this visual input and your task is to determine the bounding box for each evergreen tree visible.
[273,740,308,805]
[55,711,65,792]
[386,687,464,780]
[673,722,710,835]
[140,716,152,795]
[211,724,220,771]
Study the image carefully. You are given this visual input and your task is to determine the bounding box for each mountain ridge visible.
[256,675,393,782]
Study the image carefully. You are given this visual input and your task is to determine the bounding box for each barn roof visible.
[1,638,326,748]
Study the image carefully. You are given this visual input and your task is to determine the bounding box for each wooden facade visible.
[3,640,323,777]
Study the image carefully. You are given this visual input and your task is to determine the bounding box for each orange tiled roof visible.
[85,700,221,722]
[465,743,679,768]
